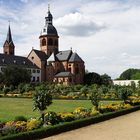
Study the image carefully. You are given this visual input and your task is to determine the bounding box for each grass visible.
[0,98,122,122]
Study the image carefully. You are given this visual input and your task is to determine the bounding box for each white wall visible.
[113,80,139,87]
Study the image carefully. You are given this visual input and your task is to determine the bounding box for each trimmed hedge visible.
[1,105,140,140]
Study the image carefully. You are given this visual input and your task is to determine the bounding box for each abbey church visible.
[0,8,85,85]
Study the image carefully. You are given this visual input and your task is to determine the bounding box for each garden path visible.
[43,110,140,140]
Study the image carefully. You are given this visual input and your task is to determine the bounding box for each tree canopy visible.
[84,72,112,86]
[118,68,140,80]
[0,65,31,86]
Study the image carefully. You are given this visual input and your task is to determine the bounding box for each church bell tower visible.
[3,24,15,55]
[39,5,59,57]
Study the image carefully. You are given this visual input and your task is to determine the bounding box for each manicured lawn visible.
[0,98,123,122]
[0,98,92,121]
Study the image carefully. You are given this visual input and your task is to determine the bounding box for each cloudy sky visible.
[0,0,140,79]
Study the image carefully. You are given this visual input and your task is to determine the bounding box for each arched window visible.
[42,38,46,46]
[54,40,58,46]
[48,38,53,46]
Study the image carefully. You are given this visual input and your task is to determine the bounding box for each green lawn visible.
[0,98,123,122]
[0,98,92,121]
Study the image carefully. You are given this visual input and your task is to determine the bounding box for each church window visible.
[42,38,46,46]
[48,38,53,46]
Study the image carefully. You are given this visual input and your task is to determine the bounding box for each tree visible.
[119,68,140,80]
[90,86,100,110]
[101,74,112,86]
[119,88,132,103]
[80,86,89,97]
[33,85,52,122]
[0,65,31,86]
[84,72,102,85]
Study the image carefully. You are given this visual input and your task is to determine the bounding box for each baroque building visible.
[0,7,85,85]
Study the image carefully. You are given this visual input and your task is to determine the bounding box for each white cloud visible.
[55,12,106,36]
[0,0,140,79]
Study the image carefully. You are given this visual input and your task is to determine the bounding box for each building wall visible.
[28,50,46,81]
[113,80,140,87]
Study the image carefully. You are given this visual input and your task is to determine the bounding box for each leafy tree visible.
[101,74,112,86]
[80,86,89,97]
[84,72,102,85]
[90,86,100,110]
[119,88,132,103]
[119,68,140,80]
[33,85,52,122]
[132,72,140,80]
[131,81,136,92]
[0,65,31,86]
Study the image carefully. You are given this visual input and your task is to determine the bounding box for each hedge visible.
[1,105,140,140]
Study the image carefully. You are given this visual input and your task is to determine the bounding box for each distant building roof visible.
[0,53,38,69]
[69,52,84,62]
[56,50,72,61]
[33,49,48,61]
[55,71,73,77]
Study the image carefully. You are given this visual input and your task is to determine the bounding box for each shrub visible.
[44,112,61,125]
[14,116,27,122]
[58,112,75,122]
[3,87,10,94]
[26,118,41,131]
[90,107,101,116]
[73,107,90,119]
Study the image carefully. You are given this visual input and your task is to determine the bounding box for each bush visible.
[73,107,90,119]
[14,116,27,122]
[3,87,10,94]
[26,118,41,131]
[44,112,61,125]
[58,112,75,122]
[90,107,101,116]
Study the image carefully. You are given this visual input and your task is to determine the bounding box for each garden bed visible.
[1,105,140,140]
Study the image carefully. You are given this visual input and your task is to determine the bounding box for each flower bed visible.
[0,103,140,140]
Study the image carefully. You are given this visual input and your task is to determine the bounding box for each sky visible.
[0,0,140,79]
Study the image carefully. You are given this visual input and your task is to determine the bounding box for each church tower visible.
[3,24,15,55]
[39,6,59,57]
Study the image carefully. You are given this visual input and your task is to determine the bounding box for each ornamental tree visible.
[90,86,101,110]
[33,85,52,122]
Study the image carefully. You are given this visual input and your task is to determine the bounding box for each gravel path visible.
[43,110,140,140]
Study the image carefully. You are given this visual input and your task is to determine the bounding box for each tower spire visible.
[48,4,50,12]
[3,22,15,55]
[6,21,12,43]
